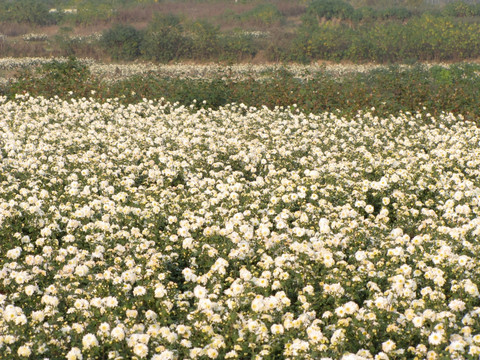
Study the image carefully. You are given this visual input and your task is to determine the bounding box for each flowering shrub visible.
[2,59,480,122]
[21,33,48,42]
[68,33,102,44]
[1,96,480,359]
[0,57,448,82]
[0,57,96,72]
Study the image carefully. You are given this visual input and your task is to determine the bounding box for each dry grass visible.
[1,41,49,58]
[107,1,259,30]
[153,1,255,22]
[0,22,32,37]
[275,1,307,17]
[113,4,163,24]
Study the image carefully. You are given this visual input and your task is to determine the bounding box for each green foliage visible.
[349,5,413,22]
[352,6,378,21]
[101,24,143,61]
[0,0,56,25]
[378,6,412,20]
[293,13,480,63]
[306,0,355,21]
[219,32,259,62]
[8,57,97,99]
[186,21,221,60]
[141,14,191,63]
[293,24,355,62]
[442,1,480,17]
[239,3,284,25]
[69,1,114,25]
[4,0,480,64]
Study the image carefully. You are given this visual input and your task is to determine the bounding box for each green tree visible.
[240,3,284,25]
[187,21,221,60]
[306,0,355,22]
[2,0,55,25]
[141,14,190,63]
[101,24,143,61]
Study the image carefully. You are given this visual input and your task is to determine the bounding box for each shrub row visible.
[5,0,480,63]
[2,58,480,124]
[287,14,480,63]
[100,16,259,63]
[305,0,480,22]
[99,13,480,63]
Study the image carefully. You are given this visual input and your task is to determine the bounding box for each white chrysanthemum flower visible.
[133,286,146,296]
[104,296,118,308]
[17,345,31,357]
[251,297,264,312]
[155,284,167,298]
[6,247,22,259]
[66,347,83,360]
[412,316,423,328]
[194,285,207,299]
[449,299,466,312]
[318,218,330,233]
[98,322,110,333]
[271,324,284,335]
[82,333,98,349]
[111,326,125,341]
[133,343,149,358]
[152,350,175,360]
[428,331,444,345]
[364,204,374,214]
[382,340,396,353]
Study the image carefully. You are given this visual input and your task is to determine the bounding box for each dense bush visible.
[442,0,480,17]
[0,0,56,25]
[101,24,143,61]
[378,6,412,20]
[292,13,480,63]
[98,16,261,63]
[219,32,260,62]
[186,21,222,60]
[351,6,378,21]
[141,14,191,63]
[293,23,356,62]
[306,0,355,21]
[239,3,284,25]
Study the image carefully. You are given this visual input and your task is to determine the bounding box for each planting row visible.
[2,58,480,123]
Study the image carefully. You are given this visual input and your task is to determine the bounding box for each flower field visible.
[1,95,480,359]
[0,56,450,82]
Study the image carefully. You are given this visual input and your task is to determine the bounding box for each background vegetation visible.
[2,0,480,63]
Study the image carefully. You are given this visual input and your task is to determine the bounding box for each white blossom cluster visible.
[0,57,457,83]
[0,57,96,71]
[21,34,49,42]
[1,96,480,360]
[226,31,271,39]
[68,33,103,44]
